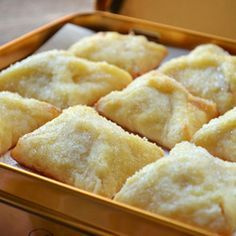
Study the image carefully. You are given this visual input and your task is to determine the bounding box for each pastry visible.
[190,44,230,56]
[159,44,236,114]
[96,71,217,149]
[0,50,132,109]
[69,32,167,77]
[115,142,236,235]
[192,107,236,162]
[11,105,163,198]
[0,91,60,155]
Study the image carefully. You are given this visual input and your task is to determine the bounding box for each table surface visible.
[0,0,93,46]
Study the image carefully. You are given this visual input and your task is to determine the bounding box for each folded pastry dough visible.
[96,71,217,149]
[69,32,167,77]
[0,91,60,155]
[0,50,132,109]
[159,44,236,114]
[115,142,236,235]
[11,105,163,198]
[192,107,236,162]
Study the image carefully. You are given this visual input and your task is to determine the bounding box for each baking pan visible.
[0,8,235,236]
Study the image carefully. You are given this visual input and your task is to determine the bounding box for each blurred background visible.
[0,0,235,46]
[118,0,236,40]
[0,0,93,45]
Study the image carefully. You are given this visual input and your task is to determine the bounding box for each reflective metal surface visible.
[0,163,211,235]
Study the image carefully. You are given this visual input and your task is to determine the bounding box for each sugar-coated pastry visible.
[96,71,217,149]
[115,142,236,235]
[11,105,163,198]
[192,107,236,162]
[0,50,132,109]
[159,44,236,114]
[0,91,60,155]
[190,44,230,56]
[69,32,167,77]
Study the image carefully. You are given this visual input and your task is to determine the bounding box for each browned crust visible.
[47,104,61,117]
[188,94,219,119]
[132,48,168,78]
[11,146,67,185]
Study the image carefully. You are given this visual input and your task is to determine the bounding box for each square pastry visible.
[115,142,236,235]
[69,32,167,77]
[96,71,217,149]
[192,107,236,162]
[159,44,236,114]
[0,91,60,155]
[0,50,132,109]
[11,105,163,198]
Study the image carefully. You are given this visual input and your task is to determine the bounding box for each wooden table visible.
[0,0,93,45]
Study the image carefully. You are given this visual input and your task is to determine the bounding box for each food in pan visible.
[96,71,217,149]
[115,142,236,235]
[192,107,236,162]
[11,105,164,198]
[69,32,167,77]
[0,91,60,155]
[0,50,132,109]
[159,44,236,114]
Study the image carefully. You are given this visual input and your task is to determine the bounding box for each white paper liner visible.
[35,23,94,53]
[1,151,18,166]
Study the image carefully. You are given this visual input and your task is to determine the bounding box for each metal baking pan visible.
[0,6,235,236]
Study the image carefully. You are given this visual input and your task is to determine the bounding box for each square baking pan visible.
[0,4,235,236]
